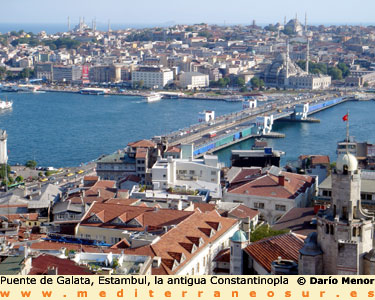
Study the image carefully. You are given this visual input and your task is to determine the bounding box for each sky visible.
[1,0,375,26]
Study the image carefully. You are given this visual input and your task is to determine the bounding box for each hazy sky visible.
[1,0,375,25]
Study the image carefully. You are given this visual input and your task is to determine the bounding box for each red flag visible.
[342,114,348,122]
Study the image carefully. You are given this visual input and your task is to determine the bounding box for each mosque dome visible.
[336,153,358,173]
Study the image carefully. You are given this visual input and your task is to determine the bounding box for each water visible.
[0,92,241,167]
[216,100,375,166]
[1,93,375,167]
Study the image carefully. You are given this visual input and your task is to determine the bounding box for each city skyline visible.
[1,0,374,26]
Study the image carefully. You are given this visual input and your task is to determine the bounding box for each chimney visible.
[278,175,285,186]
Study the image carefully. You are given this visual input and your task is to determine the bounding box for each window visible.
[197,263,199,273]
[211,171,217,176]
[189,170,195,175]
[203,256,206,267]
[254,202,264,209]
[275,205,286,211]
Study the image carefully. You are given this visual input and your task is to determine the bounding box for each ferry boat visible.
[0,97,13,110]
[1,84,40,93]
[80,88,107,95]
[144,92,162,102]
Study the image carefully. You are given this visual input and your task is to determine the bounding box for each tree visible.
[25,160,37,169]
[250,224,289,242]
[251,77,263,89]
[0,165,11,180]
[337,62,350,78]
[328,67,343,80]
[364,82,369,88]
[15,176,24,182]
[234,77,245,87]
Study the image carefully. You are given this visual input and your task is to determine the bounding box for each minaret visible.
[285,39,290,86]
[284,16,286,26]
[0,130,8,192]
[68,16,70,32]
[305,12,308,33]
[306,38,310,74]
[108,19,111,32]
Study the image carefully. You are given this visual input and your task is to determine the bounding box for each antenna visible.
[346,110,350,154]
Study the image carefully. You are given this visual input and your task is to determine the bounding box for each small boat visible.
[144,92,162,102]
[0,97,13,110]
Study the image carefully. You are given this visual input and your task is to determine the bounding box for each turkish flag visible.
[342,114,348,122]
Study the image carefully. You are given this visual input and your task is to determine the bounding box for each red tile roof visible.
[79,203,194,232]
[228,204,259,220]
[244,233,305,273]
[128,140,156,148]
[29,254,93,275]
[227,171,314,199]
[136,148,148,159]
[121,210,237,275]
[193,203,216,213]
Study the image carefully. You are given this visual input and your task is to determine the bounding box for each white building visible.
[132,66,173,89]
[179,72,209,89]
[288,74,331,90]
[152,146,222,198]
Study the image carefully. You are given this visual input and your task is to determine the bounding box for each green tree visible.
[25,160,37,168]
[0,165,11,180]
[15,175,24,182]
[337,62,350,78]
[250,224,289,242]
[328,67,343,80]
[250,77,264,89]
[234,77,245,87]
[364,82,369,88]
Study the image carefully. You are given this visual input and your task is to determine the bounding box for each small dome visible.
[336,153,358,173]
[230,230,248,243]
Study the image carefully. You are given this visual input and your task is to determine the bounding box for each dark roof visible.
[272,207,317,236]
[0,255,25,275]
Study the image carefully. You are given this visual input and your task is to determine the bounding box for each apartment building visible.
[132,66,173,88]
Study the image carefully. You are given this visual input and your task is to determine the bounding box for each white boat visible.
[145,92,162,102]
[0,98,12,110]
[1,84,40,93]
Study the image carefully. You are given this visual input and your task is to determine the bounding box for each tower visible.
[305,12,307,33]
[0,130,7,165]
[67,16,70,32]
[108,19,111,32]
[230,230,249,275]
